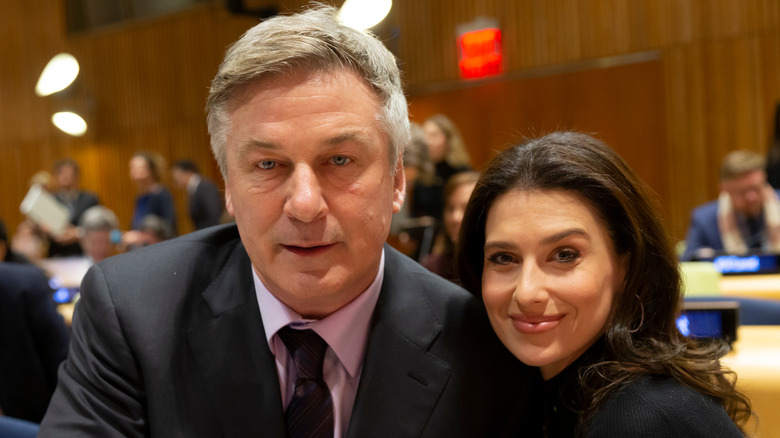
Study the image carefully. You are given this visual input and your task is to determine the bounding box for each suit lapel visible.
[186,242,286,438]
[346,246,451,438]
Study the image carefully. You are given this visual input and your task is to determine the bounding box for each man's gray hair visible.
[206,5,410,179]
[79,206,119,232]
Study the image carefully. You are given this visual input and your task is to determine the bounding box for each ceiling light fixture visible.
[337,0,392,31]
[35,53,80,97]
[52,111,87,136]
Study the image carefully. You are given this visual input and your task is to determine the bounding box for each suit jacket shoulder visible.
[40,224,282,437]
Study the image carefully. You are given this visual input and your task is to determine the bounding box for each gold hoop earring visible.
[629,294,644,334]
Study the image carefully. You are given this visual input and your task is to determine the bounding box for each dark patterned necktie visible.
[277,326,334,438]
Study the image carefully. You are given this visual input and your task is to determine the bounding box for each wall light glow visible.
[36,53,80,97]
[52,111,87,136]
[337,0,392,31]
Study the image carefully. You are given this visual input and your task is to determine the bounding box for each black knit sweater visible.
[541,343,742,437]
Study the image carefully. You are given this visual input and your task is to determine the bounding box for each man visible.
[121,214,175,251]
[682,150,780,260]
[48,159,100,257]
[39,6,539,437]
[0,217,32,264]
[0,263,70,423]
[78,206,120,264]
[171,159,224,230]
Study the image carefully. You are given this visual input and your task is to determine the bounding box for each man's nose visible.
[284,165,328,223]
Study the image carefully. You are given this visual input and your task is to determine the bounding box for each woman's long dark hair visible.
[457,131,752,433]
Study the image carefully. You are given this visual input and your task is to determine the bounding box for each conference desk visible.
[722,325,780,437]
[720,274,780,300]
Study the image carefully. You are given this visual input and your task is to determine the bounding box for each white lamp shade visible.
[52,111,87,136]
[337,0,392,31]
[36,53,80,97]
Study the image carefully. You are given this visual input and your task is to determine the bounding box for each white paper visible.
[19,184,71,237]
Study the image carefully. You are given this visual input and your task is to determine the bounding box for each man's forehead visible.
[228,67,376,107]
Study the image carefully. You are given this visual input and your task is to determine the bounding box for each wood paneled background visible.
[1,0,779,242]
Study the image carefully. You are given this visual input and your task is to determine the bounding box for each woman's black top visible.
[540,341,743,437]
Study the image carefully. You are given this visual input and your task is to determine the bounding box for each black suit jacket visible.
[40,224,540,437]
[189,178,224,230]
[0,263,70,422]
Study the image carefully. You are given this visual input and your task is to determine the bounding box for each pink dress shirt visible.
[253,250,384,438]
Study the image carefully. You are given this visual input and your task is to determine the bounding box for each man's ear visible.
[225,186,234,216]
[392,155,406,214]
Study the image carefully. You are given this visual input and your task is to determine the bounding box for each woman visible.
[129,151,177,235]
[457,132,751,436]
[411,114,472,221]
[422,171,479,281]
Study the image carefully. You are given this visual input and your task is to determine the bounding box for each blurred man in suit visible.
[39,6,539,437]
[0,218,32,264]
[683,150,780,260]
[47,159,100,257]
[171,159,224,230]
[0,263,70,423]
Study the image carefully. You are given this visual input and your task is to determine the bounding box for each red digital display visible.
[458,28,502,79]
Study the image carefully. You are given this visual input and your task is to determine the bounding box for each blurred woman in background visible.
[411,114,472,222]
[128,151,177,235]
[422,171,479,282]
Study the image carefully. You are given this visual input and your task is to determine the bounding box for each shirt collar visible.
[253,249,385,378]
[187,174,201,195]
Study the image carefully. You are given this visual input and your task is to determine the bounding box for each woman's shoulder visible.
[586,375,742,437]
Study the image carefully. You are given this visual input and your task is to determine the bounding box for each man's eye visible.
[259,160,276,170]
[332,156,351,166]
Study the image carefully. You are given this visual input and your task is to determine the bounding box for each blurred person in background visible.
[411,114,472,223]
[388,122,435,257]
[0,218,33,264]
[171,159,224,230]
[28,170,56,193]
[13,171,57,262]
[121,214,175,252]
[10,221,47,264]
[682,150,780,260]
[78,206,120,264]
[48,159,100,258]
[0,262,70,423]
[422,171,479,282]
[765,101,780,189]
[129,151,177,235]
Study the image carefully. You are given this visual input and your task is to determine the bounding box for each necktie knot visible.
[278,327,328,380]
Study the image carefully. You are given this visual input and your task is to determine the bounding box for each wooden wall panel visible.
[408,57,669,226]
[1,0,779,245]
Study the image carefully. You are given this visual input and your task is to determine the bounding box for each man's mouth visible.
[281,243,336,257]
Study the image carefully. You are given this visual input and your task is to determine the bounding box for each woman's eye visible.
[487,252,516,265]
[332,156,351,166]
[555,248,580,263]
[259,160,276,170]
